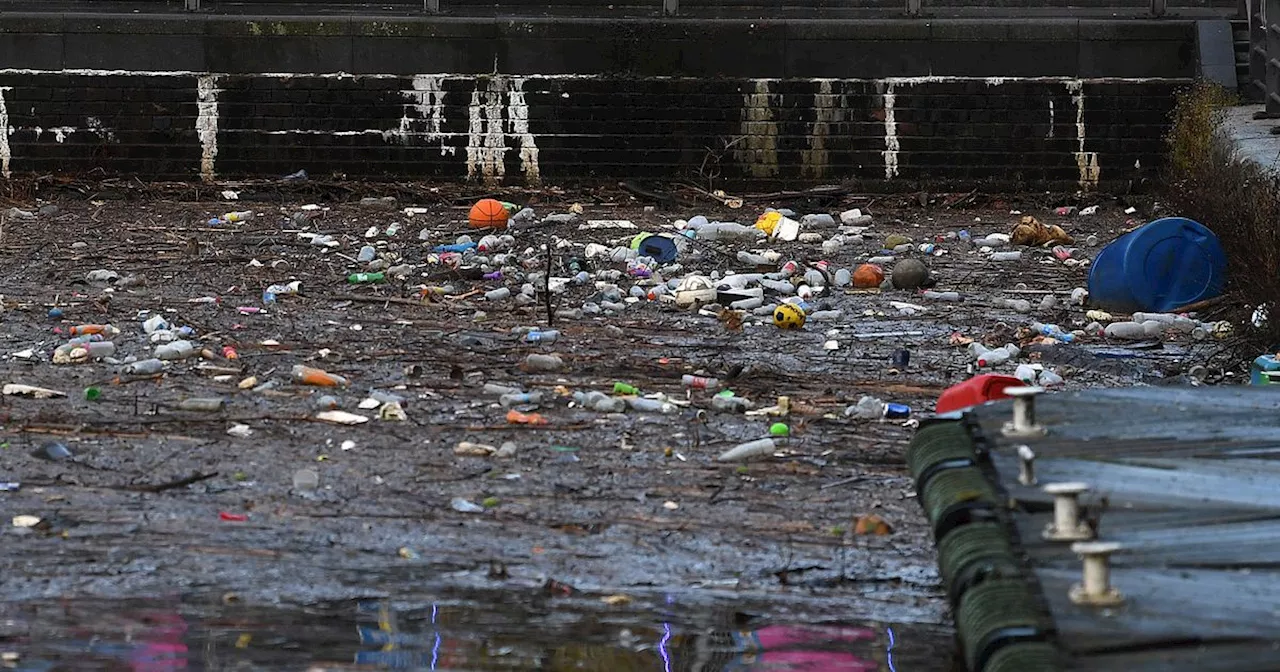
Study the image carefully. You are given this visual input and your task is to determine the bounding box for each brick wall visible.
[0,72,1185,190]
[0,14,1198,189]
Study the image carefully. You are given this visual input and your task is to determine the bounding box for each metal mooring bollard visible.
[1070,541,1124,606]
[1042,482,1093,541]
[1017,445,1037,485]
[1002,386,1046,438]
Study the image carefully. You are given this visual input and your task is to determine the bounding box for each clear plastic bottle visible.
[1104,322,1148,339]
[155,340,195,360]
[682,374,718,389]
[717,438,778,462]
[710,394,751,413]
[123,358,166,375]
[524,329,560,344]
[500,392,543,407]
[522,354,564,372]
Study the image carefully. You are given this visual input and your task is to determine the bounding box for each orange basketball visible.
[468,199,509,229]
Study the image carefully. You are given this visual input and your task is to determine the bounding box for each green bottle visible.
[613,382,638,395]
[347,272,386,284]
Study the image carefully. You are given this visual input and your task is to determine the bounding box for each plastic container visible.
[631,233,679,264]
[1251,354,1280,385]
[935,374,1024,414]
[1087,217,1226,313]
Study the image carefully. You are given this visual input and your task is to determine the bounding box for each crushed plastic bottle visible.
[844,395,911,420]
[522,353,564,372]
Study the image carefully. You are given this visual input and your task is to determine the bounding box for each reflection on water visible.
[0,592,955,671]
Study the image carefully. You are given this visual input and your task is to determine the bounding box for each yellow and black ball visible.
[773,303,807,329]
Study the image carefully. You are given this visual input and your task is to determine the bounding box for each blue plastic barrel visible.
[1087,217,1226,313]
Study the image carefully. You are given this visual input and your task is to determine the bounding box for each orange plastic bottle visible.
[292,364,348,387]
[505,410,548,425]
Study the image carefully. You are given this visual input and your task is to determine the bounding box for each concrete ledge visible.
[1224,105,1280,174]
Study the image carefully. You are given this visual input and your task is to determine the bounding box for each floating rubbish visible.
[1089,217,1225,312]
[31,442,72,461]
[315,410,369,425]
[451,497,486,513]
[2,384,66,399]
[717,438,778,462]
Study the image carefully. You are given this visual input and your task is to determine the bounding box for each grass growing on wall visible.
[1166,81,1280,356]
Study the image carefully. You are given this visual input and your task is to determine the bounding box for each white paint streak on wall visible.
[1047,99,1055,138]
[1067,80,1099,189]
[84,116,116,143]
[196,75,219,183]
[398,75,454,156]
[461,76,541,186]
[506,77,540,186]
[466,77,509,184]
[734,80,779,178]
[0,87,10,178]
[882,82,899,180]
[802,80,841,179]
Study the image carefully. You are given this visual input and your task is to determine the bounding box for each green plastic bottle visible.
[612,382,639,395]
[347,272,386,284]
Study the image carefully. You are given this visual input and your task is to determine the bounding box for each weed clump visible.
[1165,81,1280,357]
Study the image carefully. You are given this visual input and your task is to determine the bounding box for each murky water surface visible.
[0,592,955,671]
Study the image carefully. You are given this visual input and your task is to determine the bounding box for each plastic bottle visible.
[347,272,386,284]
[690,222,762,242]
[626,397,676,413]
[69,324,118,337]
[839,394,890,419]
[179,398,226,412]
[801,213,836,227]
[1029,322,1076,343]
[922,291,961,301]
[484,287,511,301]
[997,298,1033,313]
[977,346,1015,367]
[1015,363,1039,385]
[613,382,639,395]
[833,269,852,287]
[682,374,718,389]
[1104,322,1148,339]
[484,382,522,395]
[522,354,564,372]
[292,364,349,387]
[155,340,195,360]
[717,438,778,462]
[124,358,166,375]
[990,251,1023,262]
[1038,369,1065,387]
[357,245,377,262]
[143,315,169,334]
[525,330,559,344]
[710,394,751,413]
[738,251,770,266]
[500,392,543,407]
